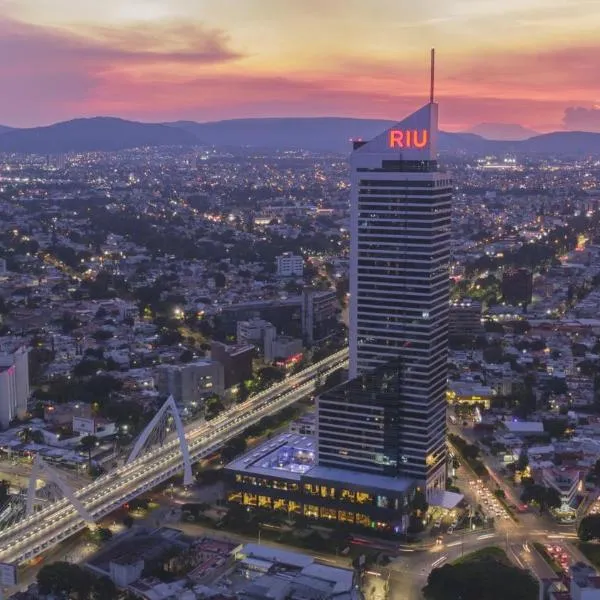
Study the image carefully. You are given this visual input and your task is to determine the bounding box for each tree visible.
[221,435,247,462]
[543,419,568,439]
[483,345,504,364]
[410,489,429,515]
[179,349,194,363]
[0,480,9,506]
[123,515,134,529]
[237,380,250,403]
[423,550,538,600]
[92,329,114,342]
[73,359,104,378]
[80,435,98,472]
[578,515,600,541]
[95,527,113,542]
[37,562,117,600]
[37,562,91,599]
[521,484,561,512]
[92,575,117,600]
[516,447,529,472]
[19,427,44,445]
[258,366,286,386]
[213,271,226,288]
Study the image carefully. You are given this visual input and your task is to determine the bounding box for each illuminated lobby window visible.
[273,499,288,512]
[320,486,336,499]
[356,492,372,504]
[228,491,242,503]
[289,501,301,514]
[340,489,356,502]
[320,507,337,520]
[242,493,257,506]
[338,510,355,524]
[304,504,319,518]
[356,513,370,528]
[258,495,272,509]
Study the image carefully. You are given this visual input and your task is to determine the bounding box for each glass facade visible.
[345,106,451,495]
[225,468,413,532]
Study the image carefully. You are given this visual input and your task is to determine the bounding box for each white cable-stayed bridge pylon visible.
[26,455,94,525]
[127,395,193,486]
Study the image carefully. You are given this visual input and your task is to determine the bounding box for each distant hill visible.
[169,117,395,153]
[465,123,538,141]
[168,117,493,154]
[0,117,197,153]
[0,125,14,135]
[174,118,600,155]
[515,131,600,155]
[0,116,598,155]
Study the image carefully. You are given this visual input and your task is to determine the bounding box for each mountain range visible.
[463,122,539,141]
[0,116,599,156]
[0,118,195,153]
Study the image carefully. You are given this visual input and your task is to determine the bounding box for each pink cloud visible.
[0,17,598,133]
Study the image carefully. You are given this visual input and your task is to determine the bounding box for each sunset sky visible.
[1,0,600,131]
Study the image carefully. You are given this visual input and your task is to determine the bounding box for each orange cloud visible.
[0,15,598,133]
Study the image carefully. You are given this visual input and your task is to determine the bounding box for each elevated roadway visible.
[0,349,348,566]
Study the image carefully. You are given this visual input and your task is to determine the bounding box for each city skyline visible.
[1,0,599,131]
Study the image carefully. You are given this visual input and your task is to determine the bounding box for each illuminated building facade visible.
[344,97,451,496]
[225,432,415,532]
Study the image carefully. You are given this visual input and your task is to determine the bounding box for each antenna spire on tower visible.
[430,48,436,104]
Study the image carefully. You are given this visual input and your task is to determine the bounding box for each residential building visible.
[540,467,582,510]
[276,253,304,277]
[447,381,494,409]
[156,360,225,405]
[449,298,483,338]
[0,347,29,429]
[570,562,600,600]
[264,335,303,363]
[301,288,339,345]
[210,342,254,389]
[236,318,276,356]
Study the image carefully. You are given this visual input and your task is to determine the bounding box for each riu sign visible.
[388,129,429,149]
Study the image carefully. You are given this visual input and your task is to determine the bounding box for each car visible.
[434,520,442,528]
[447,527,454,534]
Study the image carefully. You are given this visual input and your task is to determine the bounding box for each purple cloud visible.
[563,106,600,132]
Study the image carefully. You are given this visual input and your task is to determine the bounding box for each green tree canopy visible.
[423,550,538,600]
[578,515,600,541]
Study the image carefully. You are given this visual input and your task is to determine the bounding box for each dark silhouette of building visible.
[449,299,484,339]
[210,341,254,389]
[502,268,533,306]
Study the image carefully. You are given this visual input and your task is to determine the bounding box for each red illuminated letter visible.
[389,130,404,148]
[413,129,428,148]
[405,130,412,147]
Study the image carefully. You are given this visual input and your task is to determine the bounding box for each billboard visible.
[73,416,95,434]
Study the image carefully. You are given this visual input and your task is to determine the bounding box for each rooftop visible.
[226,432,316,481]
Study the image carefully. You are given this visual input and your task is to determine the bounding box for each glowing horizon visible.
[1,0,599,131]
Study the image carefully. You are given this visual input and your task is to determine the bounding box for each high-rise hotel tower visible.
[318,58,451,496]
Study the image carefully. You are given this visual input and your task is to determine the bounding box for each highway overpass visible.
[0,349,348,567]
